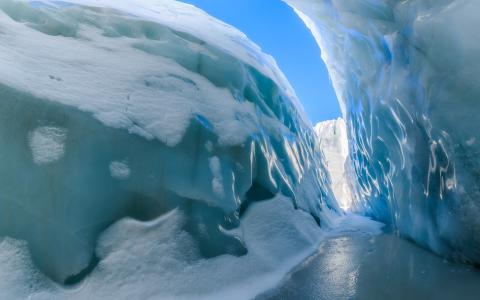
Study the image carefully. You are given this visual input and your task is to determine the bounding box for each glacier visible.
[2,0,480,298]
[0,0,341,295]
[314,118,355,210]
[287,0,480,263]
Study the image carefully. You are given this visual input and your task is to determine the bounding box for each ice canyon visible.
[0,0,479,299]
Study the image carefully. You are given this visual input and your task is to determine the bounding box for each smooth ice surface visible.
[0,0,337,293]
[261,228,480,300]
[315,118,355,210]
[287,0,480,263]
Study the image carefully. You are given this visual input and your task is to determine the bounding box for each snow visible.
[0,194,385,300]
[109,161,131,180]
[28,126,67,165]
[0,196,332,299]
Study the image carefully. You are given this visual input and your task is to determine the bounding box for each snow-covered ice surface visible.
[315,118,356,210]
[287,0,480,264]
[0,195,384,300]
[0,196,325,300]
[0,0,339,297]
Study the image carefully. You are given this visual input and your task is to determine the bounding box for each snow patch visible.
[0,196,327,300]
[28,126,67,165]
[0,0,308,149]
[109,161,130,180]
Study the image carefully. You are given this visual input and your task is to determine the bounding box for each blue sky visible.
[179,0,340,123]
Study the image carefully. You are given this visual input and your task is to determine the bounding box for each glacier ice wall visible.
[287,0,480,263]
[0,0,337,286]
[315,118,355,210]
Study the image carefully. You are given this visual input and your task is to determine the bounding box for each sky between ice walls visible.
[177,0,341,123]
[0,0,350,298]
[285,0,480,264]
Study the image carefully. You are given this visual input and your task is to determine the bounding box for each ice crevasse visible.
[0,0,342,297]
[286,0,480,263]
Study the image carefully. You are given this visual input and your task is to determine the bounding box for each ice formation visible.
[287,0,480,263]
[3,0,479,297]
[314,118,354,210]
[0,0,338,296]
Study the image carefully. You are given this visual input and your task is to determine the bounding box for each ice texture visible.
[287,0,480,263]
[315,118,355,210]
[0,0,337,292]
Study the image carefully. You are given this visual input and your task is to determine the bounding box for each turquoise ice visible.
[287,0,480,263]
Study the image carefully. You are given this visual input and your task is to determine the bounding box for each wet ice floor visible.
[259,229,480,300]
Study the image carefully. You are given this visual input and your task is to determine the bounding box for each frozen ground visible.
[260,222,480,300]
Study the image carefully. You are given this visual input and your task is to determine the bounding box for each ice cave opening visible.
[0,0,480,299]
